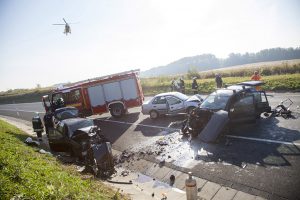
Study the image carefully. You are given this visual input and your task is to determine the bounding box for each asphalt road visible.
[1,93,300,199]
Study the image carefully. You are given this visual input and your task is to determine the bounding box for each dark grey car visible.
[182,81,271,142]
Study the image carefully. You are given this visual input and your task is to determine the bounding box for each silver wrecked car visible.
[141,92,203,119]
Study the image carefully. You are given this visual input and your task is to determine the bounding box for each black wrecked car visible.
[42,115,114,176]
[32,102,115,175]
[181,81,271,142]
[43,106,79,135]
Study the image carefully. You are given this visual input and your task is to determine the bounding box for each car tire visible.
[149,110,159,119]
[186,106,195,115]
[110,104,124,118]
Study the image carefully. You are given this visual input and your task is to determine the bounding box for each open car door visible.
[253,91,271,115]
[230,94,256,123]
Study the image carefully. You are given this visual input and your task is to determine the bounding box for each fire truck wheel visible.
[149,110,159,119]
[110,104,124,118]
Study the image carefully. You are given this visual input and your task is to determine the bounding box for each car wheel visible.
[110,104,124,118]
[149,110,159,119]
[187,106,195,115]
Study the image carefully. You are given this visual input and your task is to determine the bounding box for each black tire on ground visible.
[149,110,159,119]
[110,104,125,118]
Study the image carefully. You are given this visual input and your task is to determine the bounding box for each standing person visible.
[179,77,185,94]
[191,77,199,94]
[251,71,262,90]
[251,71,261,81]
[171,78,175,91]
[215,74,223,88]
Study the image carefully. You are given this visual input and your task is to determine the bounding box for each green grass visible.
[0,88,53,104]
[1,60,300,104]
[0,120,125,200]
[141,73,300,95]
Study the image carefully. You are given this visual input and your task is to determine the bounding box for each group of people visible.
[170,70,262,94]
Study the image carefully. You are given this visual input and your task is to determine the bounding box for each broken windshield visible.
[67,119,94,137]
[200,91,232,110]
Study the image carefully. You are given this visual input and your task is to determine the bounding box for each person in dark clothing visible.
[191,77,199,94]
[179,77,185,94]
[171,78,175,91]
[215,74,223,88]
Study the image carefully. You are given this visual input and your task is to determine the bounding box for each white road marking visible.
[1,108,299,146]
[101,119,300,146]
[100,118,179,131]
[226,135,300,146]
[0,108,45,114]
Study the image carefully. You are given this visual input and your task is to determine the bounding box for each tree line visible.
[221,47,300,67]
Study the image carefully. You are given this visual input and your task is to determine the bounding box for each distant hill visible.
[141,47,300,77]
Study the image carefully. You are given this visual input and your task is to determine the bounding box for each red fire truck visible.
[42,69,144,117]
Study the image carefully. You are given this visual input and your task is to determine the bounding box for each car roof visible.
[54,107,78,114]
[155,92,187,98]
[213,85,256,97]
[237,81,264,86]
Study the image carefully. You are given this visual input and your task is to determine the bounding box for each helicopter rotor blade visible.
[53,24,65,25]
[63,18,67,24]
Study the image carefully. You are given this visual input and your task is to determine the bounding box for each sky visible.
[0,0,300,92]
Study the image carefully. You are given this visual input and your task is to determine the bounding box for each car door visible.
[230,94,256,123]
[166,96,185,114]
[151,96,168,114]
[253,91,271,114]
[48,122,69,152]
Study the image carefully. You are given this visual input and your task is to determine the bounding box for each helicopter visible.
[53,18,72,35]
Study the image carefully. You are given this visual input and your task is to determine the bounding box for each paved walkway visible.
[0,115,266,200]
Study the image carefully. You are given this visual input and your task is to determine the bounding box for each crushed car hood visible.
[186,94,203,102]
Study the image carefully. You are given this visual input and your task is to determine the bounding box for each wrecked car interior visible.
[182,81,272,142]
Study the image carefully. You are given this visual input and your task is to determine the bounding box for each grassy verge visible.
[141,73,300,95]
[0,120,124,200]
[0,88,52,104]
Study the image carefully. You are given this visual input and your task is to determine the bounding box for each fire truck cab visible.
[42,69,144,118]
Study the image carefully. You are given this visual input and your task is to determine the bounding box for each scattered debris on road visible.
[121,170,130,177]
[24,137,40,146]
[241,162,247,169]
[39,149,52,155]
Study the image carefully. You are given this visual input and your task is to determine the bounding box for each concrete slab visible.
[212,186,237,200]
[198,181,221,200]
[152,166,172,180]
[194,177,208,189]
[161,169,183,185]
[127,159,153,173]
[173,173,189,190]
[143,163,161,177]
[233,191,256,200]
